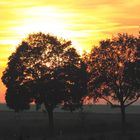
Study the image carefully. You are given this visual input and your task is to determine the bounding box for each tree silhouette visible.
[88,33,140,127]
[2,32,87,135]
[58,61,88,112]
[2,42,33,112]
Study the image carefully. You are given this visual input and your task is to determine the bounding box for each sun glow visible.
[9,6,84,54]
[0,0,140,103]
[12,7,68,38]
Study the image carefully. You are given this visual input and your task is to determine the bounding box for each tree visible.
[88,33,140,127]
[5,86,31,113]
[2,42,33,112]
[2,32,87,135]
[59,61,88,112]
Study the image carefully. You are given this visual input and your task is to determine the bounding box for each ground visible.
[0,110,140,140]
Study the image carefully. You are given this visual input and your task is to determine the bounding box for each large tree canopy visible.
[88,33,140,125]
[2,32,88,134]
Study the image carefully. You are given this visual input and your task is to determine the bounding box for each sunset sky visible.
[0,0,140,102]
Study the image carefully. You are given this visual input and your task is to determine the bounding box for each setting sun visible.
[0,0,140,103]
[15,7,68,36]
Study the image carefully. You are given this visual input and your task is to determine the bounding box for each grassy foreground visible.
[0,111,140,140]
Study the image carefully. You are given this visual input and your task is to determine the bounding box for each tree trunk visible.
[47,107,54,136]
[120,104,126,133]
[44,101,54,136]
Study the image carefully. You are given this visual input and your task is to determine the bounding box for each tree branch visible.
[123,86,133,104]
[101,96,120,108]
[125,96,140,107]
[123,90,130,104]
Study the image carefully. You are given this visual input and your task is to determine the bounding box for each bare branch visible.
[125,96,140,107]
[101,96,113,105]
[123,86,134,104]
[102,96,120,108]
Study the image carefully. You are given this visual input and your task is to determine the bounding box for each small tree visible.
[2,32,87,135]
[88,33,140,127]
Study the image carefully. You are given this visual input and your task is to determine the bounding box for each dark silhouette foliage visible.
[1,32,88,135]
[2,42,33,112]
[124,61,140,90]
[87,33,140,127]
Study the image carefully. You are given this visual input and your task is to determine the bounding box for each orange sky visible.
[0,0,140,103]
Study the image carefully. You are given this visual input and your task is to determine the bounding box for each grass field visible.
[0,109,140,140]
